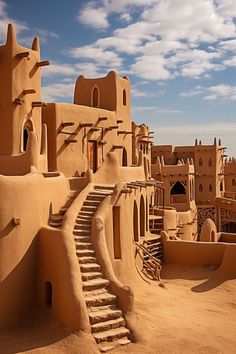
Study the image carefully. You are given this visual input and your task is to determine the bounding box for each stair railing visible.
[135,242,161,281]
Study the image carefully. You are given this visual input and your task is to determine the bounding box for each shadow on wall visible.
[0,219,15,238]
[0,239,38,330]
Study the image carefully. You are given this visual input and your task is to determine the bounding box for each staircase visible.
[148,210,164,261]
[48,190,79,228]
[74,185,131,352]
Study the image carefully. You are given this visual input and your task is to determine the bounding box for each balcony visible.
[170,194,187,204]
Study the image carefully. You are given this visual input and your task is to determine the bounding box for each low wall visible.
[163,240,226,267]
[94,152,145,185]
[219,232,236,243]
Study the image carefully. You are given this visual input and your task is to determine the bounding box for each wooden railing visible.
[135,242,161,281]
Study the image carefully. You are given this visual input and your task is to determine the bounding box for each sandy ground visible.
[1,264,236,354]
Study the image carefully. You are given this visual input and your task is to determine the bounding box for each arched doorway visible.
[122,148,128,166]
[170,181,186,203]
[133,200,139,242]
[140,195,145,237]
[92,86,99,107]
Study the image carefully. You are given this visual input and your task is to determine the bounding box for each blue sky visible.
[1,0,236,155]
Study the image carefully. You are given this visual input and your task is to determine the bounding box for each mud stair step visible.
[78,255,96,263]
[98,338,131,353]
[88,306,122,325]
[74,235,91,243]
[82,271,103,281]
[49,220,62,228]
[83,278,109,291]
[85,291,116,307]
[80,263,101,272]
[91,317,125,333]
[76,242,93,250]
[93,326,130,344]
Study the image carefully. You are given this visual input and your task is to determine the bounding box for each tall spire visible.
[6,23,17,47]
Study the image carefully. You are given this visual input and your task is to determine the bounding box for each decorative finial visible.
[32,37,40,54]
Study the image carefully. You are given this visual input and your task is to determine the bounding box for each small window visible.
[232,179,236,186]
[199,158,203,167]
[199,184,203,192]
[209,184,213,192]
[220,182,223,192]
[208,158,212,167]
[22,120,33,152]
[23,128,29,151]
[44,281,52,308]
[123,89,126,106]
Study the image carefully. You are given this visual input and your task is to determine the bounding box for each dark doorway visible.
[87,141,98,172]
[140,195,145,237]
[133,201,139,242]
[122,148,128,166]
[92,87,99,107]
[23,128,29,151]
[171,181,186,195]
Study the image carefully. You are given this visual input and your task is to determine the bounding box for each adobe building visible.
[1,23,236,353]
[0,24,165,352]
[151,139,226,235]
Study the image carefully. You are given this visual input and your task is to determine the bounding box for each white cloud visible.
[69,44,123,68]
[223,56,236,67]
[132,106,182,114]
[72,0,236,82]
[131,54,172,80]
[180,84,236,101]
[42,63,75,78]
[120,13,132,22]
[77,0,157,29]
[219,39,236,51]
[42,83,74,102]
[77,5,109,30]
[204,84,236,101]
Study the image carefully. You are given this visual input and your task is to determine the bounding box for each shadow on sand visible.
[0,310,72,354]
[161,264,234,293]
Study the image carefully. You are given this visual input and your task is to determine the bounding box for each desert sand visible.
[0,264,235,354]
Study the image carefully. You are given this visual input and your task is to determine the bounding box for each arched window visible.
[199,158,203,167]
[22,120,33,152]
[123,89,126,106]
[133,201,139,242]
[140,195,145,237]
[232,179,236,186]
[199,184,203,192]
[208,158,212,167]
[209,184,213,192]
[170,181,186,195]
[92,86,99,107]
